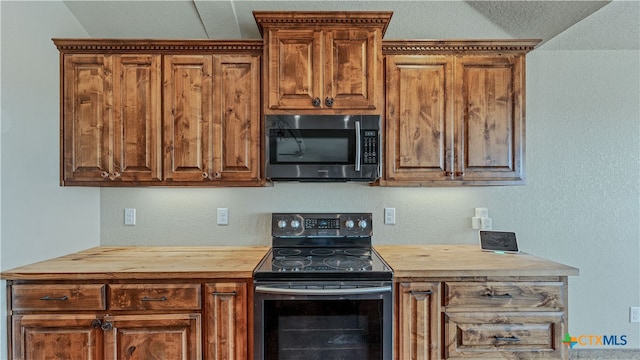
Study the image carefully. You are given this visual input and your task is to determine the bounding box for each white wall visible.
[0,1,100,357]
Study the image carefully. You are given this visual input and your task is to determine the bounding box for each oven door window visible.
[269,129,355,164]
[263,299,383,360]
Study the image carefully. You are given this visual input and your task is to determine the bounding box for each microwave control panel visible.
[363,130,378,164]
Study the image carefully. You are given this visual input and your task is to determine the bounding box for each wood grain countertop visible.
[0,246,270,281]
[374,244,579,278]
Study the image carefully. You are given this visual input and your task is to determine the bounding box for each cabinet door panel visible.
[113,55,162,182]
[62,54,113,182]
[163,55,213,182]
[455,56,524,181]
[267,29,322,109]
[212,55,261,181]
[397,282,440,360]
[205,282,247,360]
[12,314,102,360]
[326,29,379,109]
[103,314,201,360]
[386,55,453,182]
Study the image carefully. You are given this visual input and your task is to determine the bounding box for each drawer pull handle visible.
[495,336,521,342]
[410,290,433,296]
[486,293,513,299]
[141,296,167,302]
[212,291,237,296]
[40,295,68,301]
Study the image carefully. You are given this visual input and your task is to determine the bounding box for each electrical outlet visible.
[384,208,396,225]
[480,217,492,230]
[124,208,136,226]
[217,208,229,225]
[631,307,640,323]
[475,207,489,218]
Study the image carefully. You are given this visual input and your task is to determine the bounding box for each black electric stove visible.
[253,213,393,281]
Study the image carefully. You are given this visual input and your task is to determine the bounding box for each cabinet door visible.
[325,29,379,110]
[454,55,525,182]
[267,29,322,110]
[385,55,454,182]
[163,55,214,182]
[397,282,440,360]
[62,54,114,183]
[103,314,201,360]
[205,282,247,360]
[12,314,103,359]
[113,54,162,182]
[212,55,261,182]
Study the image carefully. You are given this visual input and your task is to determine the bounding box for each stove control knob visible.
[358,219,368,229]
[345,220,355,229]
[277,220,287,229]
[290,220,301,229]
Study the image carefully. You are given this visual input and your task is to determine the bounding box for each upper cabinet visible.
[61,53,162,184]
[383,40,539,186]
[55,40,263,186]
[254,11,392,114]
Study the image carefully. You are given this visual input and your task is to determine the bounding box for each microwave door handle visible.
[355,121,361,171]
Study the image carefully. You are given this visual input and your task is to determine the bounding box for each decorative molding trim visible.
[382,40,540,54]
[253,11,393,36]
[52,39,263,53]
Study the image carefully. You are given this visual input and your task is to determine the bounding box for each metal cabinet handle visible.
[485,293,513,299]
[141,296,167,302]
[40,295,68,301]
[495,336,520,342]
[101,321,113,331]
[212,291,237,296]
[409,290,433,296]
[312,97,321,107]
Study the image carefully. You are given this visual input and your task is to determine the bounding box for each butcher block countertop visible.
[0,246,270,280]
[1,245,578,281]
[374,244,579,278]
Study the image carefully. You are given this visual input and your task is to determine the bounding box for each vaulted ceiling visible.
[63,0,639,50]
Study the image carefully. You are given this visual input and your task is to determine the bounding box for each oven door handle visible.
[255,285,391,296]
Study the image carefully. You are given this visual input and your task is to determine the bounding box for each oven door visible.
[254,282,392,360]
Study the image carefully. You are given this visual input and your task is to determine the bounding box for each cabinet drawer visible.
[443,311,565,359]
[12,284,106,311]
[444,282,565,309]
[109,284,201,311]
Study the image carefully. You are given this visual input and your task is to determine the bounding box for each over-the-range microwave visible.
[265,114,381,182]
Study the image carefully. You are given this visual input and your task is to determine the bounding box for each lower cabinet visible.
[9,280,248,360]
[396,278,569,360]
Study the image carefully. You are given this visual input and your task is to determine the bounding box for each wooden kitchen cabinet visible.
[9,281,203,360]
[61,53,162,185]
[395,279,568,360]
[396,282,441,360]
[442,280,567,359]
[254,11,392,113]
[205,282,248,360]
[383,40,539,186]
[55,39,263,186]
[103,314,201,360]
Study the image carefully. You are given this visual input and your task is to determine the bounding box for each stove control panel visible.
[272,213,372,237]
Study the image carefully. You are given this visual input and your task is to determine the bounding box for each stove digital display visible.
[305,218,340,229]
